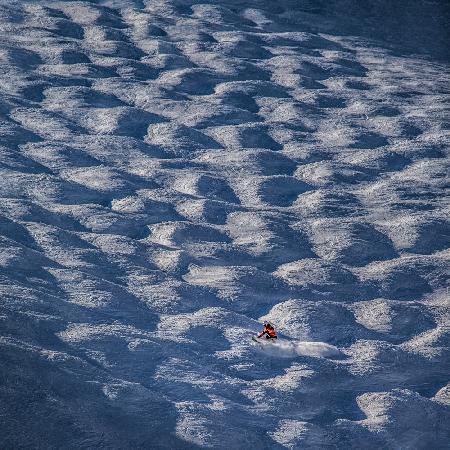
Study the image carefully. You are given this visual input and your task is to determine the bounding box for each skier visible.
[258,321,277,340]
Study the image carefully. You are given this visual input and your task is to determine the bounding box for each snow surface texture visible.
[0,0,449,448]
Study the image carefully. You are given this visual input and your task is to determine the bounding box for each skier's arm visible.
[257,330,266,338]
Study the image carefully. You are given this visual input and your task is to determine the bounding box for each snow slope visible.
[0,0,449,448]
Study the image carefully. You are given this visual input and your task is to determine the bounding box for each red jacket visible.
[258,325,277,338]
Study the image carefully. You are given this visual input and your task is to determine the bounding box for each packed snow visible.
[0,0,449,448]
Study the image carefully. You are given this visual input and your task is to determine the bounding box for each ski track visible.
[0,0,449,448]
